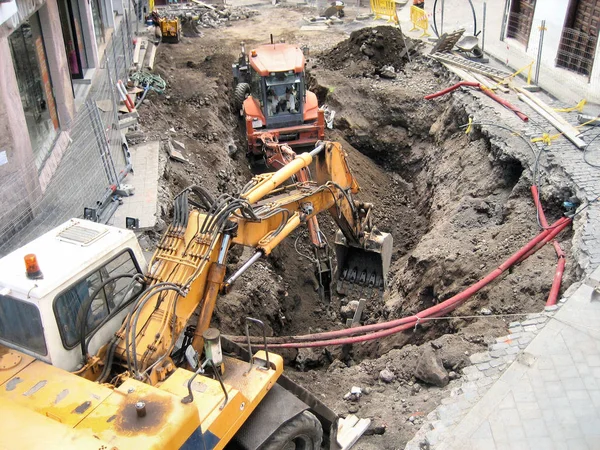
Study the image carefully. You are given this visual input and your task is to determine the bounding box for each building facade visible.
[0,0,133,254]
[495,0,600,103]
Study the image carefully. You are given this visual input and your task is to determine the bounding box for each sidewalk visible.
[440,267,600,450]
[405,268,600,450]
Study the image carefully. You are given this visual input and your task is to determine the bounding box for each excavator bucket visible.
[334,229,393,297]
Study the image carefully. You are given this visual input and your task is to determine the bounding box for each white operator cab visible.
[0,219,147,372]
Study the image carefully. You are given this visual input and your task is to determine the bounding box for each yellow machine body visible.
[0,346,282,449]
[0,141,391,449]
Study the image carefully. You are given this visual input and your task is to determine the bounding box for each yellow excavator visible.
[0,141,392,449]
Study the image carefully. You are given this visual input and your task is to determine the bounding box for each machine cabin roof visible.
[249,43,305,76]
[0,219,139,304]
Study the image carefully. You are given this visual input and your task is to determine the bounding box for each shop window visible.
[8,13,59,169]
[58,0,89,79]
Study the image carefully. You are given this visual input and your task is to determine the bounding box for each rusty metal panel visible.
[76,378,200,449]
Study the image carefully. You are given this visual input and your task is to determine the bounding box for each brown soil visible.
[135,5,575,449]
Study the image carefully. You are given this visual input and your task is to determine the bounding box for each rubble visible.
[414,348,449,388]
[379,368,396,383]
[154,3,258,35]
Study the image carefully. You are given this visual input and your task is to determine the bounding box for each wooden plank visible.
[146,44,158,71]
[190,0,216,10]
[441,63,479,83]
[517,93,587,149]
[516,88,581,135]
[337,415,371,450]
[133,39,141,66]
[472,73,493,89]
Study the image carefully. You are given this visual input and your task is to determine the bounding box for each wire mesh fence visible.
[0,11,135,257]
[556,27,598,78]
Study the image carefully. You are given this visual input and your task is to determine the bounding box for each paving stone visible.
[506,346,520,355]
[489,358,506,368]
[490,349,507,358]
[490,342,509,351]
[519,335,534,345]
[522,417,548,438]
[477,362,491,371]
[465,371,483,382]
[484,367,499,377]
[522,324,537,333]
[462,365,480,376]
[520,319,538,327]
[470,353,491,365]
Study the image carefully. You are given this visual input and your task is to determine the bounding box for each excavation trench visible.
[142,21,575,447]
[217,72,573,367]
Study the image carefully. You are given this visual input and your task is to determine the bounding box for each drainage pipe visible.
[230,217,571,348]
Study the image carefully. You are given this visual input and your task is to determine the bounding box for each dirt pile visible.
[320,26,421,76]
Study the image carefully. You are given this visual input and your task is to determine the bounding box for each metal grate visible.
[56,223,108,246]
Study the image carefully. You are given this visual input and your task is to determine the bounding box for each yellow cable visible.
[554,99,587,113]
[465,117,473,134]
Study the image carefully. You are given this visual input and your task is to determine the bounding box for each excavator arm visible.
[81,141,390,386]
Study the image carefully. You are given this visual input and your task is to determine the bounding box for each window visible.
[54,250,142,349]
[250,68,264,107]
[8,13,60,169]
[0,296,46,355]
[264,72,302,117]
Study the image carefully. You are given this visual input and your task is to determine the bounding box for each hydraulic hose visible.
[230,217,571,348]
[77,273,145,359]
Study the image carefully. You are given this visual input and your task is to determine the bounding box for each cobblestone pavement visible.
[406,266,600,450]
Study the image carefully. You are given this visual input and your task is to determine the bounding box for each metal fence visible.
[556,27,598,78]
[0,11,135,256]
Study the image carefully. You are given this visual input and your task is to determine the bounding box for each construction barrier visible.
[370,0,399,24]
[409,5,430,37]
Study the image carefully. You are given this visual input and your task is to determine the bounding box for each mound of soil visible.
[320,25,420,74]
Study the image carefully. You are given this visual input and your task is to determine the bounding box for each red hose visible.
[424,82,528,122]
[479,87,529,122]
[531,185,567,306]
[263,217,571,349]
[424,81,479,100]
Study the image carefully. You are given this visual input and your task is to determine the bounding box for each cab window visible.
[54,250,142,349]
[0,295,46,355]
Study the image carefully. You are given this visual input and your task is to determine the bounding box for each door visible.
[506,0,537,47]
[556,0,600,76]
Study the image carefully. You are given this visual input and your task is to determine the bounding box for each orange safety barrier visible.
[409,5,430,37]
[370,0,399,24]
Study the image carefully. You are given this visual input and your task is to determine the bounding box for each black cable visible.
[583,130,600,168]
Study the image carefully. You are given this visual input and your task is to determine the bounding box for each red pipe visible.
[547,257,566,307]
[424,82,528,122]
[260,218,571,349]
[479,87,529,122]
[531,185,567,306]
[424,81,479,100]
